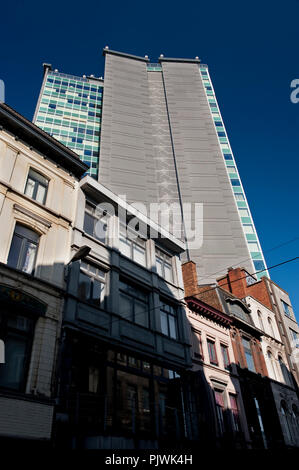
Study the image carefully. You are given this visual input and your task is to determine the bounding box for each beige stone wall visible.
[0,130,78,287]
[0,128,79,440]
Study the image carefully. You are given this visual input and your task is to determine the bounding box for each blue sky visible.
[1,0,299,317]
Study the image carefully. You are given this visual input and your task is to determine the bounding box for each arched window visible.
[267,350,277,380]
[257,310,264,331]
[268,317,275,338]
[7,223,40,275]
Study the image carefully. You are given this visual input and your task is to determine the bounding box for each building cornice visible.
[185,296,232,326]
[103,48,150,63]
[158,57,201,64]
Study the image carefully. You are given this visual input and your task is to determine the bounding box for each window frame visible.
[220,343,230,370]
[119,278,150,328]
[119,222,147,267]
[191,328,204,361]
[160,300,178,340]
[24,168,49,205]
[207,338,218,366]
[241,336,256,373]
[0,311,35,392]
[214,389,226,435]
[229,393,241,433]
[281,300,291,317]
[7,223,40,275]
[78,261,106,307]
[155,246,173,283]
[83,200,108,244]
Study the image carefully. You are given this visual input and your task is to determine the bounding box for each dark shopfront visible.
[55,330,187,449]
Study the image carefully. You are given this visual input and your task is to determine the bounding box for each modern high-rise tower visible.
[34,48,268,283]
[34,64,103,178]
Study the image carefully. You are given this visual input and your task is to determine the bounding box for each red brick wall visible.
[181,261,198,297]
[181,261,223,311]
[218,268,273,310]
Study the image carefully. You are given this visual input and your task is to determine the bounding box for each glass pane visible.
[168,315,177,339]
[14,224,39,242]
[243,225,254,234]
[245,351,256,372]
[133,243,146,266]
[156,257,163,277]
[88,263,97,274]
[7,234,23,269]
[94,220,107,243]
[92,279,104,303]
[24,178,35,198]
[36,184,47,204]
[119,294,134,321]
[215,390,224,407]
[88,365,99,393]
[83,212,95,236]
[22,241,37,274]
[119,235,131,258]
[164,263,173,283]
[135,299,148,327]
[78,272,91,300]
[29,168,48,186]
[160,311,168,336]
[7,314,32,332]
[0,336,27,390]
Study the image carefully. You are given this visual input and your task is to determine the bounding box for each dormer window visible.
[245,271,256,286]
[24,168,49,204]
[226,299,250,323]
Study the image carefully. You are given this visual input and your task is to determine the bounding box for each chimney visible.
[182,261,198,297]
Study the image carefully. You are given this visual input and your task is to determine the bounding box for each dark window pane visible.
[120,293,134,321]
[92,279,104,302]
[160,311,168,336]
[135,299,148,327]
[7,234,23,269]
[78,272,91,300]
[83,212,95,236]
[0,336,27,390]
